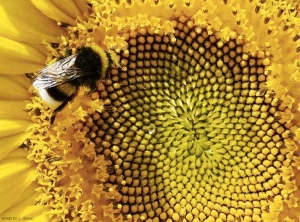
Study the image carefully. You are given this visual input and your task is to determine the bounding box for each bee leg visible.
[49,98,72,125]
[50,104,66,125]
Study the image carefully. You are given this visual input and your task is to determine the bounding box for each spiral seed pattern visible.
[87,21,291,221]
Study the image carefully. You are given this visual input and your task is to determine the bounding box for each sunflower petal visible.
[0,149,36,214]
[31,0,78,24]
[8,183,39,208]
[0,37,46,74]
[74,0,89,15]
[0,75,30,100]
[0,75,32,160]
[0,182,47,221]
[45,0,84,20]
[4,74,31,90]
[0,206,48,222]
[0,1,64,44]
[0,119,30,138]
[0,132,31,161]
[0,101,30,120]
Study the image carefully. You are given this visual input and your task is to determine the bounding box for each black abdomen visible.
[47,83,77,102]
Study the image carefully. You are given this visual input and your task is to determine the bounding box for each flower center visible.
[86,22,291,221]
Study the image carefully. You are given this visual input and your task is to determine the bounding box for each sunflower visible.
[1,0,300,221]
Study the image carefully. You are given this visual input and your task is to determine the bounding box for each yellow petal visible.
[5,74,31,90]
[31,0,81,24]
[0,74,32,161]
[2,148,28,159]
[73,0,89,15]
[0,182,48,221]
[0,75,31,100]
[7,183,39,208]
[0,149,36,214]
[0,132,31,162]
[0,119,30,138]
[0,206,49,222]
[0,37,46,74]
[0,1,65,44]
[0,101,30,120]
[46,0,85,20]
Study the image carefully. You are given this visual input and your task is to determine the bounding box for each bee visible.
[32,44,112,124]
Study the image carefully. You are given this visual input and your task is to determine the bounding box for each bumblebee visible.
[33,44,112,124]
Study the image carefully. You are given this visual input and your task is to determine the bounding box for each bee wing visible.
[33,55,87,89]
